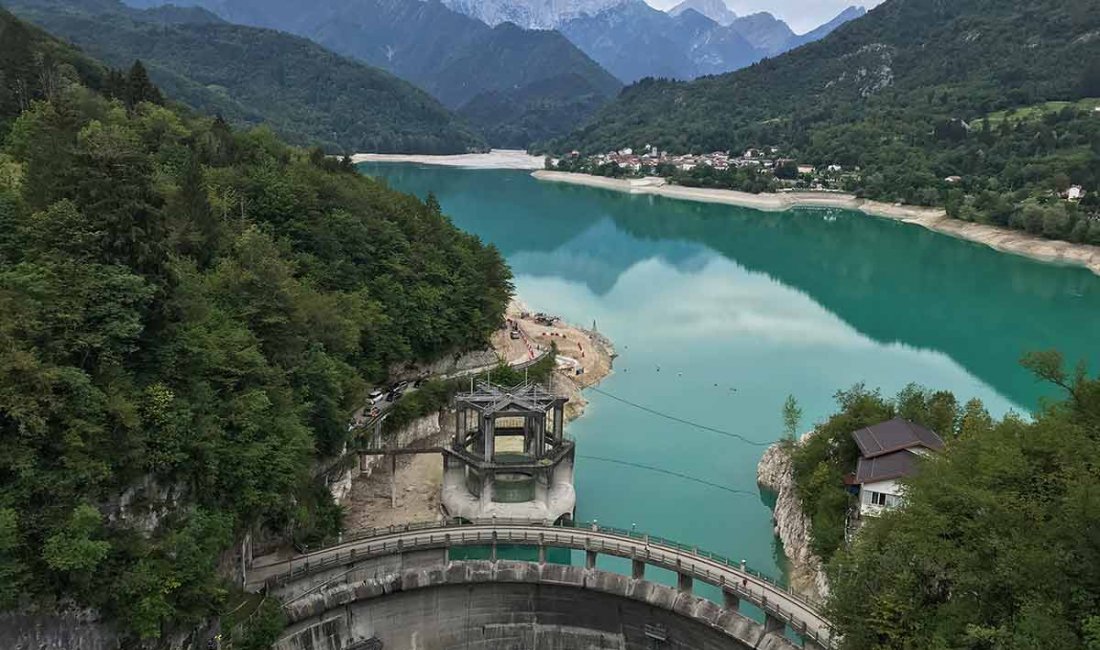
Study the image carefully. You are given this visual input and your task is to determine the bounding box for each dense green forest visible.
[811,352,1100,649]
[0,8,510,640]
[4,0,487,154]
[553,0,1100,245]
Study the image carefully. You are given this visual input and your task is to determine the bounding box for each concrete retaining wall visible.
[276,561,799,650]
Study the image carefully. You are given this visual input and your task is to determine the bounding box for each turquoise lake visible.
[359,163,1100,586]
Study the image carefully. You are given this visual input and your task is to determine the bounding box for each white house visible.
[850,418,945,518]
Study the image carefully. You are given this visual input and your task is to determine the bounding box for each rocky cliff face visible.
[388,347,500,382]
[327,411,447,504]
[756,434,829,601]
[0,608,208,650]
[442,0,628,29]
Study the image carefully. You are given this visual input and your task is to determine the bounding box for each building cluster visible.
[552,145,856,189]
[558,145,794,173]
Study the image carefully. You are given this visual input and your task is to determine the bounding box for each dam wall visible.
[275,560,800,650]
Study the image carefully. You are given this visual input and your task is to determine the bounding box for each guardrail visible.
[254,519,834,648]
[442,439,574,471]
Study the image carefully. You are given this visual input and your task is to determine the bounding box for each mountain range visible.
[559,0,865,83]
[105,0,867,147]
[441,0,626,29]
[5,0,873,150]
[121,0,623,148]
[437,0,867,84]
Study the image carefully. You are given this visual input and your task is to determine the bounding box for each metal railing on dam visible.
[248,519,836,649]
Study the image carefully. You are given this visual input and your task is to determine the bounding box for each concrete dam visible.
[250,521,832,650]
[251,382,834,650]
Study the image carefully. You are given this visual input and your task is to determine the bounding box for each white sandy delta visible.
[352,149,544,170]
[532,170,1100,277]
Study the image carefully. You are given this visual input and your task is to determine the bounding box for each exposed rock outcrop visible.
[105,475,185,537]
[0,607,210,650]
[756,434,829,601]
[388,347,500,382]
[327,411,448,505]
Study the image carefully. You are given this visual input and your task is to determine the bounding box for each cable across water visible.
[578,454,757,497]
[584,385,772,447]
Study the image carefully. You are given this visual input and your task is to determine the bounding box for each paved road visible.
[249,521,834,648]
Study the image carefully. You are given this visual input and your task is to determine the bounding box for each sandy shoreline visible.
[533,170,1100,277]
[352,149,544,170]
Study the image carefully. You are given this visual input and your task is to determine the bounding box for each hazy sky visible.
[645,0,884,33]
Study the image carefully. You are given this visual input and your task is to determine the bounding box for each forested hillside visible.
[557,0,1100,244]
[4,0,487,153]
[0,8,510,640]
[807,353,1100,649]
[457,72,615,149]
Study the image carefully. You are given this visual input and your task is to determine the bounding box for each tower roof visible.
[851,418,945,459]
[454,381,567,414]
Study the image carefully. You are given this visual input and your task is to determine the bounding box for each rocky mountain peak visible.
[668,0,736,26]
[441,0,629,29]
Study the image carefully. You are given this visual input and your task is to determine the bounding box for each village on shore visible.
[548,145,861,193]
[547,145,1091,202]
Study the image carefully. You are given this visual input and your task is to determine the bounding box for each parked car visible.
[368,389,385,405]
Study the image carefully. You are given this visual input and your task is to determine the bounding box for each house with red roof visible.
[849,418,945,518]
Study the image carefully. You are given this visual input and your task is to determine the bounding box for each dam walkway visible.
[247,519,835,649]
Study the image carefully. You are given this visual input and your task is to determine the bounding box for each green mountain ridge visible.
[555,0,1100,242]
[3,0,488,153]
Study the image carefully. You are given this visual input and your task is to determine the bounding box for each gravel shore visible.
[352,149,544,169]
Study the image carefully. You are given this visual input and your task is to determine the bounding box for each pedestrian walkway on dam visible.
[247,519,835,649]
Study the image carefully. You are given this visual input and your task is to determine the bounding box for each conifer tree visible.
[125,60,162,108]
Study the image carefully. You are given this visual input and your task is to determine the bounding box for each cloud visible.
[645,0,884,34]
